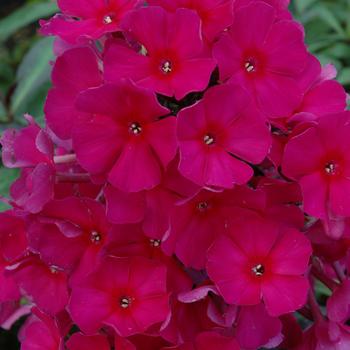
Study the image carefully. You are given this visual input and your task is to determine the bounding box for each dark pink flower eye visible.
[244,59,256,73]
[197,201,209,212]
[103,14,114,24]
[203,134,215,145]
[251,263,265,277]
[324,161,338,175]
[150,239,161,247]
[161,60,173,74]
[119,296,132,309]
[129,122,142,135]
[90,231,102,243]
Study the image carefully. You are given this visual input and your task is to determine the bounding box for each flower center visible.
[161,60,172,74]
[150,239,161,247]
[129,122,142,135]
[325,161,339,175]
[50,266,59,274]
[197,201,209,212]
[103,14,113,24]
[203,134,215,145]
[90,231,102,244]
[252,263,265,277]
[245,60,256,73]
[119,296,132,309]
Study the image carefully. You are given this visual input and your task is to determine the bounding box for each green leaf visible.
[338,67,350,85]
[0,101,6,123]
[315,6,346,37]
[294,0,318,14]
[0,167,19,212]
[10,37,54,120]
[326,42,350,59]
[0,1,58,43]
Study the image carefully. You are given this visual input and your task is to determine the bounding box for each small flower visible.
[40,0,139,43]
[213,1,308,118]
[177,83,270,188]
[148,0,235,42]
[282,112,350,221]
[207,214,312,316]
[73,80,177,192]
[104,6,216,100]
[69,256,170,336]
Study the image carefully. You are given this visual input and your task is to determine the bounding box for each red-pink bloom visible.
[66,333,110,350]
[161,299,217,344]
[0,211,27,261]
[40,0,139,44]
[284,54,347,128]
[69,256,169,336]
[168,331,240,350]
[213,1,308,118]
[12,256,69,316]
[104,157,198,237]
[0,256,20,303]
[282,112,350,221]
[19,308,64,350]
[207,214,312,316]
[177,84,270,188]
[104,7,216,100]
[307,220,350,262]
[1,115,53,169]
[147,0,234,42]
[234,303,283,349]
[73,80,177,192]
[234,0,291,20]
[327,279,350,324]
[295,320,350,350]
[0,116,55,213]
[163,186,264,269]
[11,164,56,214]
[28,197,110,285]
[45,47,102,140]
[294,56,346,118]
[119,335,171,350]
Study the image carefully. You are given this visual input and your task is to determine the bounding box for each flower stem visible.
[56,173,90,183]
[53,154,77,164]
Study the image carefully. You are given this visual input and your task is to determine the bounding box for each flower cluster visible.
[1,0,350,349]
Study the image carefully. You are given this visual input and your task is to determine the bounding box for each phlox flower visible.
[103,157,199,237]
[207,214,312,316]
[213,1,308,118]
[12,256,69,316]
[66,333,110,350]
[73,80,177,192]
[147,0,234,42]
[19,308,64,350]
[0,116,55,213]
[177,83,270,188]
[69,256,170,336]
[28,197,110,285]
[45,47,102,140]
[168,331,240,350]
[285,54,346,127]
[40,0,139,44]
[234,0,291,20]
[0,211,27,261]
[282,112,350,221]
[234,303,283,349]
[104,6,216,100]
[163,186,264,269]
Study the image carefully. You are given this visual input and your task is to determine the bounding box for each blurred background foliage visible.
[0,1,349,346]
